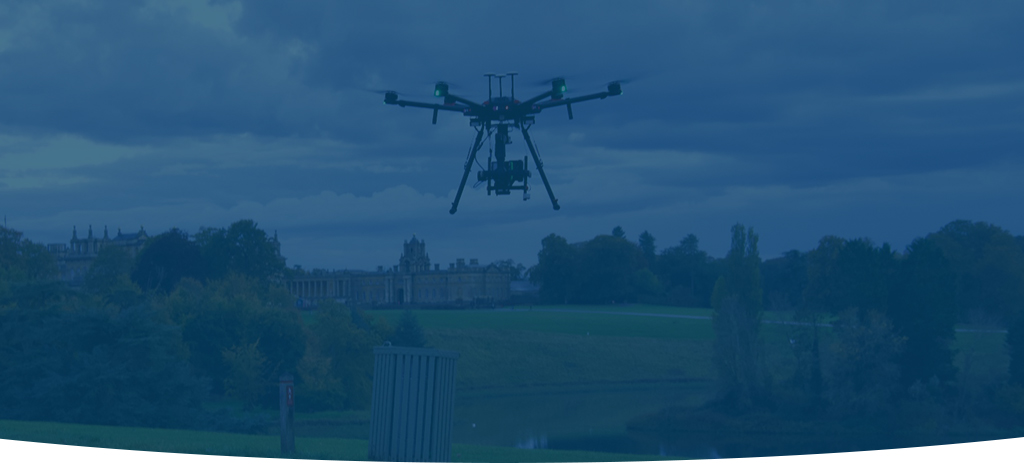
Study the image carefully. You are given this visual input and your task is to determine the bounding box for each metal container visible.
[369,345,459,462]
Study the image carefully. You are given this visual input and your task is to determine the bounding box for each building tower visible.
[399,235,431,273]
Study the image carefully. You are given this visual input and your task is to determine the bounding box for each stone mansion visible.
[285,236,511,308]
[46,225,510,307]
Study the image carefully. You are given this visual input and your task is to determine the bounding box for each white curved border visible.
[2,437,1022,465]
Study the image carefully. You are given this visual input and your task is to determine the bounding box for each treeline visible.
[0,220,419,431]
[531,220,1024,328]
[533,220,1024,425]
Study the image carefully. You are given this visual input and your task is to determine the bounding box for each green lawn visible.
[0,420,681,462]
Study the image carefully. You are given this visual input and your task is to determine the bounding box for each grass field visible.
[0,419,680,462]
[1,303,1013,461]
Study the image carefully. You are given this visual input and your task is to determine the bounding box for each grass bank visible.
[0,419,680,462]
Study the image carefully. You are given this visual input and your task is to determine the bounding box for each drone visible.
[383,73,623,214]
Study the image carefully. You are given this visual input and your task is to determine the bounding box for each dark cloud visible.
[2,0,1023,269]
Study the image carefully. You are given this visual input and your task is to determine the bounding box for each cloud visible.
[2,0,1023,272]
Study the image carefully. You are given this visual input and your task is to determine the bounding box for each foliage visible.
[131,228,205,293]
[803,237,895,316]
[825,308,905,417]
[532,234,578,304]
[0,226,60,308]
[1007,318,1024,386]
[84,246,143,308]
[575,235,645,304]
[710,224,769,410]
[492,259,526,280]
[300,300,384,410]
[221,340,269,410]
[638,230,656,268]
[887,237,958,385]
[712,224,763,312]
[160,274,306,403]
[391,309,427,347]
[0,226,58,284]
[0,304,209,428]
[657,233,716,308]
[929,220,1024,325]
[761,250,807,312]
[194,219,285,283]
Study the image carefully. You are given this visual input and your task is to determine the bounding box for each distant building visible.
[286,236,511,308]
[49,225,149,285]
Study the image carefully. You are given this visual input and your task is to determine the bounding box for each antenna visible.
[484,73,495,100]
[508,72,518,100]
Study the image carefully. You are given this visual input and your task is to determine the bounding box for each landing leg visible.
[451,127,487,214]
[520,127,560,210]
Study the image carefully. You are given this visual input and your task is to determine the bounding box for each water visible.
[450,381,1003,459]
[452,381,718,458]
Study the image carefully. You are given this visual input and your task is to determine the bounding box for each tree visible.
[0,304,209,428]
[761,249,807,312]
[929,220,1024,324]
[710,224,768,410]
[658,234,714,307]
[532,234,579,304]
[887,237,958,385]
[576,235,644,304]
[493,259,526,281]
[638,230,657,268]
[162,274,306,402]
[0,226,58,285]
[826,308,905,417]
[392,309,427,347]
[84,246,142,308]
[131,228,205,293]
[301,300,384,410]
[195,220,285,283]
[612,226,626,239]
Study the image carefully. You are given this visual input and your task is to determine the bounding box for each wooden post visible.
[279,374,295,455]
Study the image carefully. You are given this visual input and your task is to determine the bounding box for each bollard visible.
[279,374,295,455]
[369,346,459,462]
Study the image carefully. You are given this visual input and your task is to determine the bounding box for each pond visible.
[451,380,720,459]
[449,381,1004,459]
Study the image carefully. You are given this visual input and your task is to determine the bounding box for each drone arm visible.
[392,99,468,112]
[520,90,555,107]
[534,90,613,110]
[443,93,486,112]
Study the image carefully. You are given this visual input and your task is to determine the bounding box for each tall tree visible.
[658,234,714,307]
[710,224,768,409]
[929,220,1024,324]
[638,230,657,268]
[0,226,57,284]
[803,236,895,316]
[532,234,579,304]
[195,220,285,283]
[131,228,205,294]
[576,235,644,304]
[761,249,807,312]
[887,237,958,385]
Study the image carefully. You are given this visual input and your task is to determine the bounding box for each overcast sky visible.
[1,0,1022,271]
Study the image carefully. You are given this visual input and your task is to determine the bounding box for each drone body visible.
[383,74,623,214]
